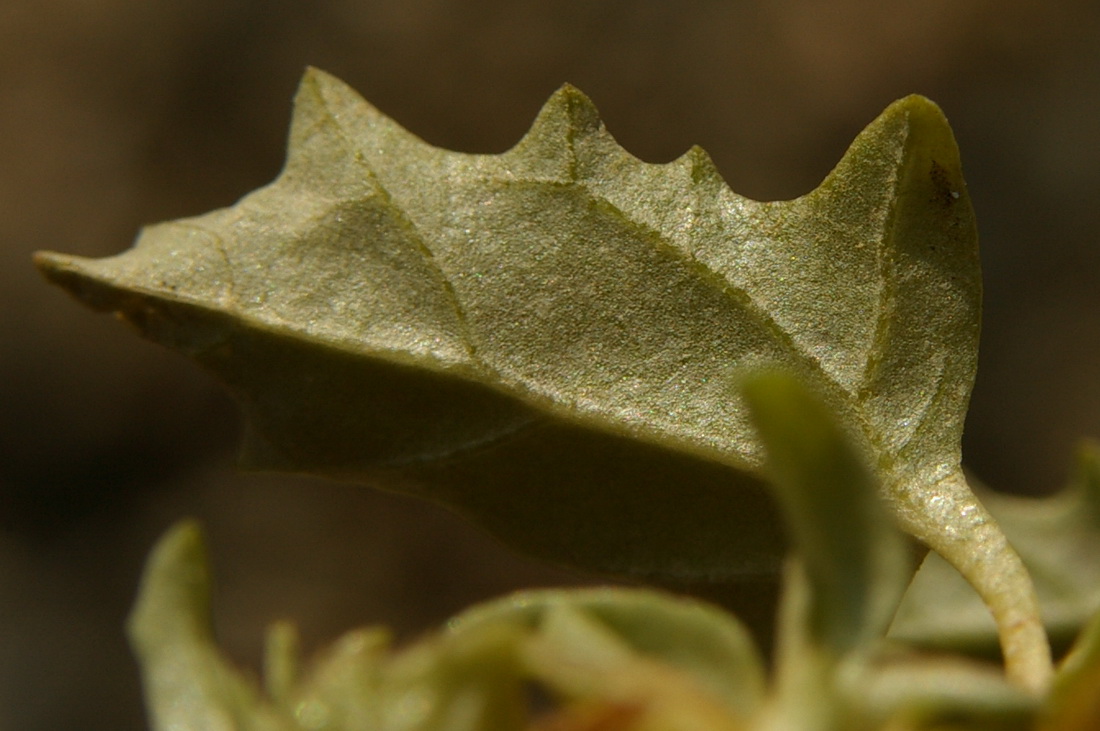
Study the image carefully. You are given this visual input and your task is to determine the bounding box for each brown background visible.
[3,1,1100,728]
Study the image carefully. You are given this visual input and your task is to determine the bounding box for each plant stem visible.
[893,470,1053,694]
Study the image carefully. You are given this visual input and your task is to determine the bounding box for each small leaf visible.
[519,603,749,731]
[447,587,766,719]
[129,521,535,731]
[129,522,766,731]
[1042,604,1100,730]
[741,371,909,654]
[282,626,391,729]
[127,521,293,730]
[852,653,1038,729]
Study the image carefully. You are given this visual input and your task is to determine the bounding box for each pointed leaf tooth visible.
[496,83,609,186]
[681,144,726,186]
[282,70,382,198]
[34,249,128,313]
[34,239,235,357]
[292,66,431,177]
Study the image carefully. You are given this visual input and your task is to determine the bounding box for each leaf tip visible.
[821,93,966,199]
[296,64,359,101]
[128,520,214,652]
[33,249,67,282]
[527,83,604,141]
[34,250,119,312]
[882,93,965,171]
[289,65,360,132]
[885,93,947,122]
[552,82,599,113]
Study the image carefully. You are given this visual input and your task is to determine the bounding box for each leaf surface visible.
[36,69,986,585]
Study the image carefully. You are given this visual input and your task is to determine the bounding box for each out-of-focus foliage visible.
[126,377,1098,729]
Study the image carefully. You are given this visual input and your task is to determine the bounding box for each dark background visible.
[3,1,1099,728]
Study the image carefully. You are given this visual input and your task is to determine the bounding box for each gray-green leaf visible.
[742,371,909,654]
[130,521,766,731]
[36,69,983,588]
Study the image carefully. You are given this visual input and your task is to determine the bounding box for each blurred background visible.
[3,1,1099,727]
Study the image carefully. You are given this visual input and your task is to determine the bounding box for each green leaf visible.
[891,441,1100,654]
[127,521,294,731]
[36,69,1049,683]
[741,371,908,654]
[36,70,969,571]
[129,521,766,731]
[1043,603,1100,729]
[128,520,539,731]
[448,586,766,719]
[851,653,1038,730]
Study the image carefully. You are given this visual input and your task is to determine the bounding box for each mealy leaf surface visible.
[37,69,981,584]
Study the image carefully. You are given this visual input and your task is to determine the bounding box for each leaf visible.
[36,69,1050,683]
[37,69,973,572]
[741,371,909,654]
[448,587,766,719]
[127,521,294,731]
[891,441,1100,654]
[516,603,751,731]
[129,521,765,731]
[1042,603,1100,730]
[851,653,1039,730]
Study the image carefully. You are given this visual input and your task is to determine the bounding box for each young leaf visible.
[1042,604,1100,729]
[741,371,908,654]
[36,69,1048,684]
[127,521,294,730]
[517,602,751,731]
[129,522,765,731]
[448,587,767,718]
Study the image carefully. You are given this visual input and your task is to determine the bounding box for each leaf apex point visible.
[884,94,956,144]
[32,249,67,275]
[34,250,97,292]
[545,83,598,112]
[145,519,208,573]
[882,93,945,118]
[296,66,329,97]
[526,84,603,142]
[681,144,713,165]
[298,65,347,90]
[292,67,367,119]
[554,82,589,98]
